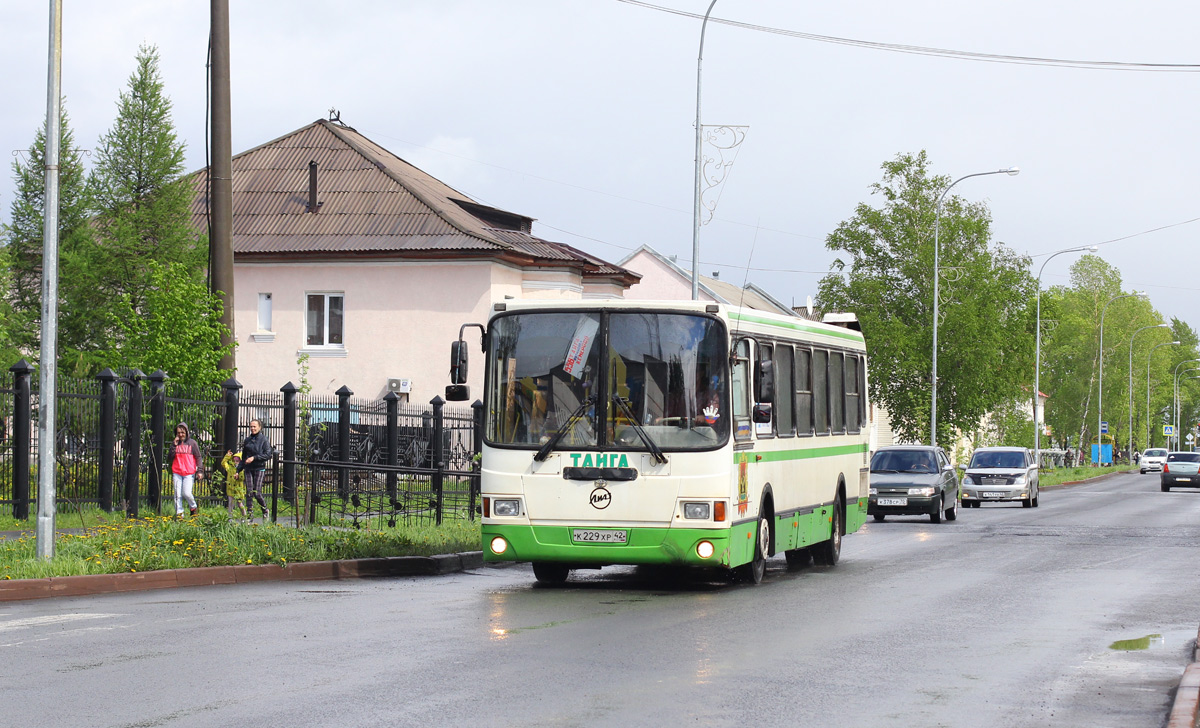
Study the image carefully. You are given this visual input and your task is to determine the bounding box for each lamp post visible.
[690,0,719,301]
[1173,360,1200,448]
[929,166,1019,446]
[1184,374,1200,451]
[1098,293,1145,465]
[1129,324,1170,458]
[1147,340,1181,449]
[1034,244,1097,469]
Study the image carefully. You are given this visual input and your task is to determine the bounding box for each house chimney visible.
[712,271,720,280]
[307,160,321,213]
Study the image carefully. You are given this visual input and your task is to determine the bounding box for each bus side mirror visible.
[450,340,469,384]
[755,359,774,404]
[446,340,470,401]
[753,403,773,423]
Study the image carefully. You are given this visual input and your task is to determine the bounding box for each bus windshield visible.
[486,311,728,451]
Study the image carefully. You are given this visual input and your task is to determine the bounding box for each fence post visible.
[336,385,353,500]
[471,399,483,521]
[124,370,145,518]
[221,377,242,464]
[96,368,117,512]
[147,370,167,513]
[431,395,445,526]
[10,360,33,521]
[281,382,297,502]
[384,391,399,508]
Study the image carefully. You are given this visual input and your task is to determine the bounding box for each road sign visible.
[1164,425,1176,436]
[1188,433,1195,443]
[1100,421,1109,434]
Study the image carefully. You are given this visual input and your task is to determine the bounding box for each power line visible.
[616,0,1200,72]
[1029,215,1200,258]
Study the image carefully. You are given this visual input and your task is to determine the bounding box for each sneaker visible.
[262,508,269,519]
[189,506,198,516]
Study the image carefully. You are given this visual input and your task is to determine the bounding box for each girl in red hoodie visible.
[168,422,204,516]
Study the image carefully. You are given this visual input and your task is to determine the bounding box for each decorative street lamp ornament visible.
[699,124,748,226]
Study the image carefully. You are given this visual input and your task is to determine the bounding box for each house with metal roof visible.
[617,244,798,316]
[189,116,639,402]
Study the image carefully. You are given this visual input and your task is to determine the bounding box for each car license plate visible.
[878,497,907,506]
[1177,477,1191,482]
[572,529,627,544]
[982,492,1006,499]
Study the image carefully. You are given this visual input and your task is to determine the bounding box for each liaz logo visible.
[590,486,612,509]
[569,453,631,468]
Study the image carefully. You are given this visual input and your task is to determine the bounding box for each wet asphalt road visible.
[3,470,1200,727]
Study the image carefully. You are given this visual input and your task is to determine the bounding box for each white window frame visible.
[250,292,275,343]
[300,291,347,357]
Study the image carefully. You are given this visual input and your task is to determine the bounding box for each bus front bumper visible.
[482,524,740,568]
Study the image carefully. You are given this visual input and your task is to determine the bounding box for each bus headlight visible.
[493,499,521,517]
[490,536,508,555]
[696,541,715,559]
[683,502,711,520]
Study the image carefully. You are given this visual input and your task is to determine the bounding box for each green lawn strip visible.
[1040,465,1131,487]
[0,512,480,581]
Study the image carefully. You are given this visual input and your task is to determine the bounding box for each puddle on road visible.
[1109,633,1165,651]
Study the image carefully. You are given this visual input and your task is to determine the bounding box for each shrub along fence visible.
[1,360,482,529]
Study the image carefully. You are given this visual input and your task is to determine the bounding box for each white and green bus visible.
[445,299,870,584]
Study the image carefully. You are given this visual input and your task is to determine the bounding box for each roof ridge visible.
[318,121,511,251]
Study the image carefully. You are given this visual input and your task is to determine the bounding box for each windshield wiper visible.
[611,395,667,465]
[534,396,595,462]
[872,468,898,473]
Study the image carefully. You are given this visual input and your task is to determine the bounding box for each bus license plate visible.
[572,529,628,544]
[982,492,1005,499]
[877,497,907,506]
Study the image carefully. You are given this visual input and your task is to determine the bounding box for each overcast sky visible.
[4,1,1198,332]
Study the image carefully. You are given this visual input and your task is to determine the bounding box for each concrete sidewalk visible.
[0,551,485,602]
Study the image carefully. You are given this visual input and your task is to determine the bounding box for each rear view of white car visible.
[1161,452,1200,491]
[1140,448,1168,474]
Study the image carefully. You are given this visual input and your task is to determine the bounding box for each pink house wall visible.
[621,250,717,302]
[233,260,520,405]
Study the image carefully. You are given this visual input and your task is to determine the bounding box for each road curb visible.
[1050,469,1136,487]
[0,551,486,603]
[1167,660,1200,728]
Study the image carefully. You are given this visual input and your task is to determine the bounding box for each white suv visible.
[1140,448,1168,474]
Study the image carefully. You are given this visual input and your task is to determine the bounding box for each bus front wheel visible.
[532,562,570,585]
[737,514,768,584]
[812,499,842,566]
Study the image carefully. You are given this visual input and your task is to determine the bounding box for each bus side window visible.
[731,339,752,440]
[830,352,845,434]
[775,345,794,437]
[796,348,812,436]
[813,349,829,435]
[846,355,859,433]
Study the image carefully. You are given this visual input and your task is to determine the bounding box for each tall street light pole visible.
[1034,244,1096,468]
[690,0,719,301]
[1173,360,1200,448]
[1098,292,1145,465]
[1148,340,1181,449]
[1130,323,1170,458]
[930,166,1019,446]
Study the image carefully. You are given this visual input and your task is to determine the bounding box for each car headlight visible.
[908,486,935,496]
[962,475,974,485]
[1012,475,1026,484]
[492,499,521,517]
[869,487,878,495]
[683,502,711,520]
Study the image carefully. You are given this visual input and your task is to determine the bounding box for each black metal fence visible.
[1,360,482,529]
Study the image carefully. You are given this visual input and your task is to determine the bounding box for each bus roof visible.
[488,299,867,349]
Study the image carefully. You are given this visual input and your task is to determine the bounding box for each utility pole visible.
[36,0,63,559]
[210,0,236,371]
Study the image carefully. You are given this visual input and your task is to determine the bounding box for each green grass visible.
[0,511,481,581]
[0,504,121,532]
[1040,464,1131,487]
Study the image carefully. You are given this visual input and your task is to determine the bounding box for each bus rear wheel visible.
[532,562,570,585]
[812,499,842,566]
